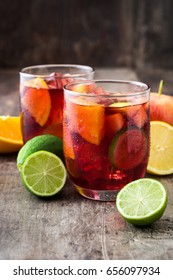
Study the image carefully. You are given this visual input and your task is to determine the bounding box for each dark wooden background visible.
[0,0,173,93]
[0,0,173,70]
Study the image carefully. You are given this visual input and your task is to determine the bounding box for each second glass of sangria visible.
[19,64,94,142]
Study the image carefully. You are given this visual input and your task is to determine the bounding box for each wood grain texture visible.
[0,68,173,260]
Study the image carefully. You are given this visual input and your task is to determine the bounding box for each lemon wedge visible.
[147,121,173,175]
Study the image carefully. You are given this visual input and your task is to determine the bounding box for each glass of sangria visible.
[19,64,94,142]
[63,80,150,201]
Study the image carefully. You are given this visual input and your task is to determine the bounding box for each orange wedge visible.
[105,113,124,138]
[24,77,48,89]
[66,98,105,145]
[22,78,51,127]
[63,122,75,160]
[0,116,23,153]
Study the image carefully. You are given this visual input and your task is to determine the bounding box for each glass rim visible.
[20,64,94,78]
[64,79,151,98]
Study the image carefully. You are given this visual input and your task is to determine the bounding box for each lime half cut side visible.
[21,151,66,197]
[116,178,167,226]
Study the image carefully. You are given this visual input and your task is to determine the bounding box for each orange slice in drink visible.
[63,122,75,160]
[24,77,48,88]
[105,113,124,138]
[0,116,23,153]
[22,78,51,127]
[66,98,105,145]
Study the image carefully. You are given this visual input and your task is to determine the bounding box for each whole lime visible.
[17,134,64,171]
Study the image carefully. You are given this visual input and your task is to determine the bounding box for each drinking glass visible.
[19,64,94,142]
[63,80,150,201]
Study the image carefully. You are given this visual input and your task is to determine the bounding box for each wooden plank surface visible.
[0,68,173,260]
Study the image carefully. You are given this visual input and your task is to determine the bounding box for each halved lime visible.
[116,178,167,226]
[21,150,66,197]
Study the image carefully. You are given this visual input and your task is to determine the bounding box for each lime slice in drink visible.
[116,178,167,226]
[109,129,147,170]
[21,151,66,197]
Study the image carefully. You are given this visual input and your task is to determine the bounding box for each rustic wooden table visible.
[0,68,173,260]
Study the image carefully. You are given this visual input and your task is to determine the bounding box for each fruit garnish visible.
[0,116,23,153]
[109,102,131,108]
[21,151,66,197]
[109,129,147,170]
[63,123,75,160]
[72,84,88,93]
[17,134,63,171]
[116,178,167,226]
[92,86,113,105]
[66,99,105,145]
[93,86,107,95]
[105,113,124,138]
[46,72,62,89]
[22,79,51,126]
[24,77,48,89]
[127,104,148,128]
[72,83,95,93]
[109,103,148,128]
[147,121,173,175]
[46,72,73,89]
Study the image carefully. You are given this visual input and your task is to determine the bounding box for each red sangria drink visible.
[63,80,150,201]
[20,65,94,142]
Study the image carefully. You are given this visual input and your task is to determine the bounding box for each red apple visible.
[150,81,173,126]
